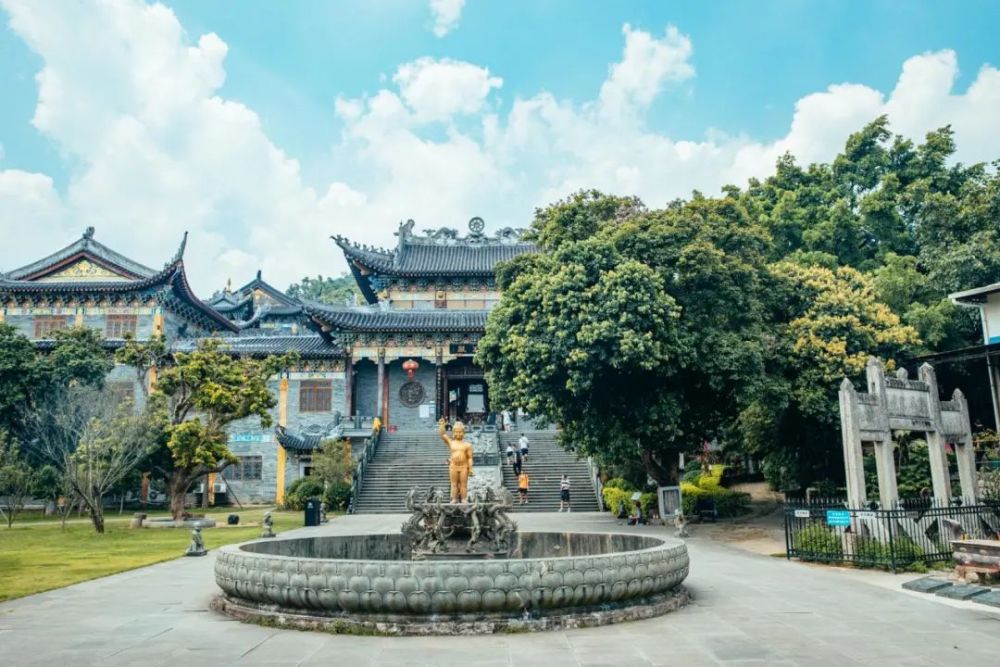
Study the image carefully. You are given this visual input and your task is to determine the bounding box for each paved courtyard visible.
[2,512,999,666]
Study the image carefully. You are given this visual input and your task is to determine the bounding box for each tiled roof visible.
[205,271,303,329]
[6,227,158,280]
[304,303,488,333]
[171,334,341,358]
[333,220,536,279]
[275,424,343,451]
[0,234,237,333]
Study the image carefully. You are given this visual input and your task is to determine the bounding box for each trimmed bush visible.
[602,487,634,515]
[792,525,842,560]
[324,480,351,511]
[283,477,324,511]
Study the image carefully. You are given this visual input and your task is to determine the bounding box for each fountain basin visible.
[213,531,689,634]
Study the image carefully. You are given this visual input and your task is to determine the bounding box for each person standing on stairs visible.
[518,433,529,460]
[512,450,523,476]
[517,469,530,505]
[506,441,514,465]
[559,474,571,512]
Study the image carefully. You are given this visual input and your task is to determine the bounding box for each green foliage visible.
[0,436,35,527]
[792,525,843,560]
[855,536,925,568]
[323,481,352,511]
[602,477,634,491]
[0,324,44,435]
[47,327,114,388]
[32,465,62,503]
[284,477,325,511]
[679,465,751,517]
[602,487,634,514]
[141,337,297,518]
[311,439,353,486]
[286,273,361,305]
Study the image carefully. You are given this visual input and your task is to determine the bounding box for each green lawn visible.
[0,507,305,602]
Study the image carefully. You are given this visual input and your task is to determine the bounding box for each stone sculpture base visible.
[211,587,690,636]
[402,487,518,559]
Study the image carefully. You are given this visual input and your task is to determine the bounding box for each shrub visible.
[602,486,634,514]
[679,467,751,518]
[284,477,324,511]
[792,525,842,560]
[603,477,635,491]
[855,536,925,567]
[324,480,351,511]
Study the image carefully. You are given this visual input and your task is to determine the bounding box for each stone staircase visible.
[351,431,451,514]
[351,430,600,513]
[498,432,600,512]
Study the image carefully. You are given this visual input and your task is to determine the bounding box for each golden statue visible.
[439,418,474,503]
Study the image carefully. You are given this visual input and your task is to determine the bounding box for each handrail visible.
[348,428,381,514]
[588,456,605,512]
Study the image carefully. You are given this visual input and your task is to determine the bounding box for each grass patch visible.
[0,507,305,602]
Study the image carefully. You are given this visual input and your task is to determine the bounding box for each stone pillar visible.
[152,308,164,336]
[140,472,150,506]
[435,346,444,420]
[952,388,978,503]
[377,349,388,425]
[919,363,951,506]
[866,358,898,508]
[839,378,867,507]
[275,375,289,506]
[0,305,5,324]
[344,353,353,418]
[74,306,83,328]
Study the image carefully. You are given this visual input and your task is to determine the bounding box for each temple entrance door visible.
[443,360,489,425]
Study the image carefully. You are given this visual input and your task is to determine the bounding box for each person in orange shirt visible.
[517,470,530,505]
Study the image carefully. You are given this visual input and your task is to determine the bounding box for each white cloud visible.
[394,58,502,121]
[1,2,999,295]
[598,24,694,121]
[429,0,465,38]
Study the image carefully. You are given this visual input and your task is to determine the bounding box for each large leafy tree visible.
[479,192,770,485]
[738,261,919,487]
[125,339,295,520]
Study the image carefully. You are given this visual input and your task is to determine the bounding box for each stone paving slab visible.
[934,583,990,600]
[901,577,952,593]
[973,590,1000,608]
[3,512,1000,666]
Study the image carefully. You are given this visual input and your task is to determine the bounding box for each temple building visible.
[0,219,536,504]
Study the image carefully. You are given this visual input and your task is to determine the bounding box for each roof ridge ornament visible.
[468,216,485,236]
[83,226,96,241]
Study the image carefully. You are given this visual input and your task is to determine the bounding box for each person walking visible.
[512,451,522,476]
[517,470,530,505]
[505,441,515,464]
[559,474,571,512]
[518,433,529,460]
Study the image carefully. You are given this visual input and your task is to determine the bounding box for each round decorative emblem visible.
[468,216,485,234]
[399,381,426,407]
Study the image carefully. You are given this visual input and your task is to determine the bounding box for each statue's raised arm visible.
[438,417,450,447]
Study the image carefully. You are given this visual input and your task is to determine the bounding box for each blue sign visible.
[826,509,851,527]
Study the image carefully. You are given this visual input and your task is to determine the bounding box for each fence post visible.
[887,508,897,573]
[784,508,792,560]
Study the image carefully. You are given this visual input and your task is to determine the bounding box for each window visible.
[229,455,262,481]
[33,316,71,338]
[105,314,137,338]
[299,380,332,412]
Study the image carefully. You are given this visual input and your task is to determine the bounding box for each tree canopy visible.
[286,273,361,305]
[480,116,998,489]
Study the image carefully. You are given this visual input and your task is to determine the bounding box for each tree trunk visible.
[169,471,191,522]
[641,448,679,486]
[119,494,126,515]
[88,499,105,534]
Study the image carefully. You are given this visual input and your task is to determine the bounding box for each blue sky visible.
[1,0,999,292]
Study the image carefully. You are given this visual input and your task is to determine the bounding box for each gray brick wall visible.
[354,362,379,418]
[387,359,437,430]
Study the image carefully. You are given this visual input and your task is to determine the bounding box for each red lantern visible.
[403,358,419,381]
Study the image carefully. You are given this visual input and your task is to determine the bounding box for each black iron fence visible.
[784,501,1000,571]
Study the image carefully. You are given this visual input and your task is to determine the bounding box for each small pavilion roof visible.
[275,424,343,451]
[205,270,302,328]
[304,302,488,334]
